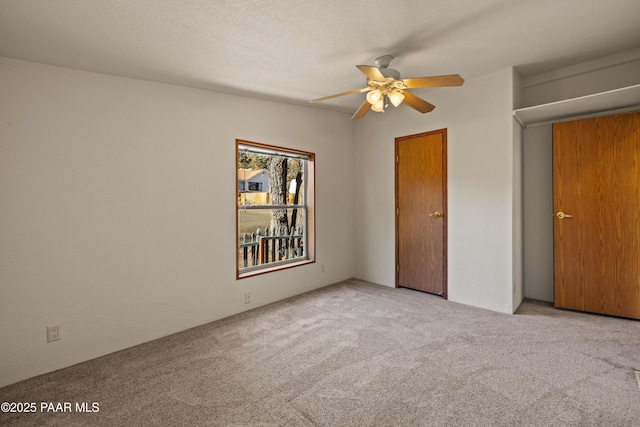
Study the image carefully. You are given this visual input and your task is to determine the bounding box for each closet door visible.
[553,111,640,319]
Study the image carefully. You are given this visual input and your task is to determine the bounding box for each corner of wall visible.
[512,68,523,110]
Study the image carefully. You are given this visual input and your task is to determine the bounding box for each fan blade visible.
[402,91,436,114]
[310,87,370,103]
[402,74,464,88]
[356,65,386,82]
[351,100,372,120]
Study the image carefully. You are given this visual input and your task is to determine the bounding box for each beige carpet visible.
[1,279,640,426]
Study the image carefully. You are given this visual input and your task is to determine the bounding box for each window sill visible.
[236,259,315,280]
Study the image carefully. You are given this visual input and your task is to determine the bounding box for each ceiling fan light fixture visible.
[366,89,382,105]
[388,89,405,107]
[371,98,385,112]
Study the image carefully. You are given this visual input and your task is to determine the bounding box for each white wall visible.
[0,57,355,387]
[512,69,524,310]
[523,126,553,301]
[353,67,518,315]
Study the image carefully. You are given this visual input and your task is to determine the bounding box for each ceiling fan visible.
[310,55,464,120]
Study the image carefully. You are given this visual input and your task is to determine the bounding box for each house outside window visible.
[236,140,315,278]
[238,169,269,195]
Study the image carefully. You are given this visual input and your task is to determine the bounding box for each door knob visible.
[556,212,573,219]
[429,211,443,218]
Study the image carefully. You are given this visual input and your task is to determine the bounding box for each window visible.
[236,140,315,278]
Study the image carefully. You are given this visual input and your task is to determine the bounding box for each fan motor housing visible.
[374,55,400,80]
[380,68,401,80]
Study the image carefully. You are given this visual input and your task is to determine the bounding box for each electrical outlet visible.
[244,292,251,304]
[47,325,61,343]
[320,264,326,273]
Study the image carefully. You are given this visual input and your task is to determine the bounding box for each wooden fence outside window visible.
[239,226,304,269]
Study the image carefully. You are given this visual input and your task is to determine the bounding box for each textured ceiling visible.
[1,0,639,113]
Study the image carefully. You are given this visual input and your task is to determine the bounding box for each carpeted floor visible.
[1,279,639,426]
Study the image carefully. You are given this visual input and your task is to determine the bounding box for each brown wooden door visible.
[553,112,640,319]
[395,129,447,297]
